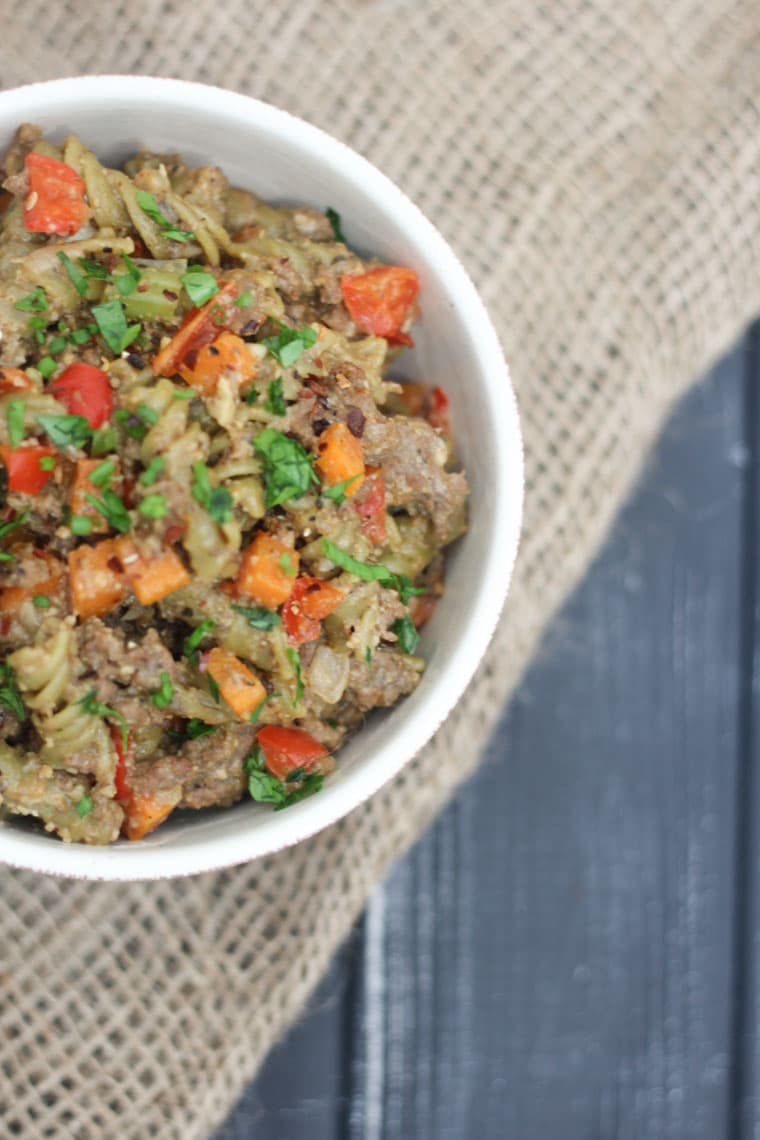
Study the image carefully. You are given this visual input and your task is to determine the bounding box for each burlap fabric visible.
[0,2,758,1136]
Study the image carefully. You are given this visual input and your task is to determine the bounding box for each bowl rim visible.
[0,75,523,880]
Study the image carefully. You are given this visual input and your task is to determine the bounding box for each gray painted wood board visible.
[216,334,752,1140]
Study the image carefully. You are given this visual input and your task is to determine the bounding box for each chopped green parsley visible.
[191,461,233,524]
[135,190,195,243]
[253,428,318,508]
[261,322,317,368]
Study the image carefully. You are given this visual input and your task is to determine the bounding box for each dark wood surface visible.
[215,328,758,1140]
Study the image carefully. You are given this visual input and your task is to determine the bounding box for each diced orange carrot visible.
[205,646,266,720]
[113,537,189,606]
[123,788,181,841]
[179,331,257,396]
[151,281,238,378]
[315,422,365,496]
[236,533,299,608]
[68,539,126,619]
[69,458,120,534]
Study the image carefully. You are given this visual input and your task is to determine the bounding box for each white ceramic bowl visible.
[0,76,523,879]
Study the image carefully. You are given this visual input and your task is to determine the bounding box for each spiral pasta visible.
[8,625,114,790]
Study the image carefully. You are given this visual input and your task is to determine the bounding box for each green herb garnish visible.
[70,514,93,536]
[230,604,281,630]
[79,258,111,281]
[89,459,116,488]
[183,619,215,660]
[247,754,323,809]
[15,287,48,313]
[286,647,304,706]
[322,474,362,505]
[181,266,219,307]
[278,551,296,577]
[320,538,425,604]
[75,794,93,818]
[191,461,233,524]
[115,252,141,297]
[28,315,46,345]
[57,251,88,297]
[261,322,317,368]
[249,693,273,726]
[325,207,346,243]
[392,613,420,654]
[85,489,131,534]
[0,662,26,721]
[38,455,55,471]
[114,408,147,441]
[0,509,29,545]
[79,689,128,748]
[135,403,159,427]
[265,377,286,416]
[207,673,221,704]
[32,594,51,609]
[137,493,167,520]
[186,718,217,740]
[37,414,91,449]
[37,356,57,381]
[151,671,174,709]
[247,767,287,806]
[6,399,25,449]
[91,300,141,356]
[90,426,118,456]
[140,457,165,487]
[234,290,254,309]
[135,190,195,243]
[47,336,67,356]
[253,427,318,508]
[275,772,324,810]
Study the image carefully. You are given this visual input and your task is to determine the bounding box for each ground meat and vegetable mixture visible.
[0,125,467,843]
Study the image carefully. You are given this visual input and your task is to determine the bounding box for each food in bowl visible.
[0,125,468,844]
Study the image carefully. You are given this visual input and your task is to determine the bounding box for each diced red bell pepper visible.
[50,362,113,429]
[0,444,56,494]
[23,153,88,236]
[340,266,419,346]
[256,724,329,782]
[281,576,345,645]
[355,468,387,545]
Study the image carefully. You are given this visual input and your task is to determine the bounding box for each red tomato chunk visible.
[257,725,329,782]
[340,266,419,346]
[23,153,88,236]
[0,444,56,494]
[50,363,113,428]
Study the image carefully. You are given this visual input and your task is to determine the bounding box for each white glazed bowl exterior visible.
[0,77,523,879]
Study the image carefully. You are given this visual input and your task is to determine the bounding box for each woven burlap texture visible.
[1,2,759,1137]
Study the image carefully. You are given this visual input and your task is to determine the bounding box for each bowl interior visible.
[0,78,522,878]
